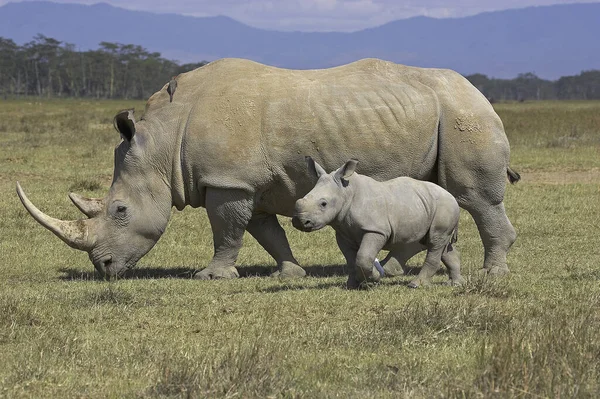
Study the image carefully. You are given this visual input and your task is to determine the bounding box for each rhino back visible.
[142,59,494,214]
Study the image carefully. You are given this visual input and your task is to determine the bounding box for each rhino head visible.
[292,156,358,232]
[17,109,173,277]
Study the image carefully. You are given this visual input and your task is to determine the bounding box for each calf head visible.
[17,110,173,277]
[292,157,358,232]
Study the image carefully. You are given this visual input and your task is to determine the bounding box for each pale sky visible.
[3,0,600,31]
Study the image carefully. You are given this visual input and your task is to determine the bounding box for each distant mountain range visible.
[1,1,599,79]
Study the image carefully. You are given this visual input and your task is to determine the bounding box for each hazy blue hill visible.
[1,1,599,78]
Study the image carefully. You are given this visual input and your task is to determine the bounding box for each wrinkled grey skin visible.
[293,158,463,289]
[16,58,519,279]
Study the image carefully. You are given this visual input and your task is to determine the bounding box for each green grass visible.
[1,99,600,398]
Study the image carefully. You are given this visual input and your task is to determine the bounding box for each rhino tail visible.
[507,167,521,184]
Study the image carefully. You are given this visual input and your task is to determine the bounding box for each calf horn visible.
[69,192,105,218]
[16,182,95,252]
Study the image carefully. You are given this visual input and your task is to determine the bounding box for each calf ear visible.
[306,156,327,178]
[113,109,136,141]
[335,159,358,181]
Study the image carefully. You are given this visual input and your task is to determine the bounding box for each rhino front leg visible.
[194,187,254,280]
[246,213,306,278]
[339,232,386,289]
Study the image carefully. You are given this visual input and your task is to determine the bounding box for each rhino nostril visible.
[304,220,311,226]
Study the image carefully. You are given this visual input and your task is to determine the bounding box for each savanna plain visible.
[1,99,599,398]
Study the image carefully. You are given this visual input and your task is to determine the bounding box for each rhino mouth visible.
[291,216,325,232]
[91,254,137,277]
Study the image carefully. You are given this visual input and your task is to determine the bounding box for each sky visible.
[3,0,600,31]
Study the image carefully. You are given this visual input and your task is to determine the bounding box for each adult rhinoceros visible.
[17,58,520,279]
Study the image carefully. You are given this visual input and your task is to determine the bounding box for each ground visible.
[0,99,599,398]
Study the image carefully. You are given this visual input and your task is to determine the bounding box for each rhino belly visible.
[257,84,440,216]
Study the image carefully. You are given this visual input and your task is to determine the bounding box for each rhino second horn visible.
[69,192,104,218]
[16,182,95,252]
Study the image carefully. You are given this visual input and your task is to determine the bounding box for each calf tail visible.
[507,167,521,184]
[447,227,458,252]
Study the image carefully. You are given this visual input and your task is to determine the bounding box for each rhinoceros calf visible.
[293,157,463,289]
[16,58,519,279]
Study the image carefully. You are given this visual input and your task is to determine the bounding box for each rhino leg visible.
[441,245,464,286]
[194,188,254,280]
[339,232,386,289]
[246,213,306,278]
[380,242,426,276]
[407,247,444,288]
[408,221,456,288]
[464,201,516,275]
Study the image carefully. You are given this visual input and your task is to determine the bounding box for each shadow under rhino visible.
[57,263,354,281]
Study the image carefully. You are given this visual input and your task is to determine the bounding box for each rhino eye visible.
[320,200,327,208]
[116,205,127,213]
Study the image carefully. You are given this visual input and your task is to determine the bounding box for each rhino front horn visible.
[16,182,95,252]
[69,192,105,218]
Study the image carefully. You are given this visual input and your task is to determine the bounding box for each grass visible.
[1,98,600,397]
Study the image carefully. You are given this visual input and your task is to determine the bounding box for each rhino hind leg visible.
[407,247,444,288]
[380,242,425,277]
[194,187,254,280]
[441,245,464,286]
[246,213,306,278]
[407,219,457,288]
[465,200,516,275]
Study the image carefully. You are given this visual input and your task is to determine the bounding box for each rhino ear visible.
[335,159,358,181]
[306,156,327,178]
[113,109,136,141]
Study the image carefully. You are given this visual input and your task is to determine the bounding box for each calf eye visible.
[320,200,327,208]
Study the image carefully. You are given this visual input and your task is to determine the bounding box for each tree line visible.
[0,35,207,99]
[466,71,600,101]
[1,34,599,101]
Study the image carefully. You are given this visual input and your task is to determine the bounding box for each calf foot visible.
[444,276,465,286]
[194,266,239,280]
[407,278,432,288]
[271,261,307,278]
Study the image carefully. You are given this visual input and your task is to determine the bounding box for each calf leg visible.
[441,246,464,286]
[354,233,387,288]
[408,216,456,288]
[380,242,426,276]
[246,213,306,278]
[408,246,444,288]
[335,233,359,289]
[194,188,254,280]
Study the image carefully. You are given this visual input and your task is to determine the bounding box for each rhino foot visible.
[346,277,374,290]
[194,266,239,280]
[271,261,306,279]
[407,278,432,289]
[444,276,465,287]
[480,266,510,276]
[346,266,382,290]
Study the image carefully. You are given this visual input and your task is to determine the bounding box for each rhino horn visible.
[69,192,104,218]
[16,182,95,252]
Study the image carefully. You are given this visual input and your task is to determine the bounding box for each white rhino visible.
[293,157,463,289]
[16,58,520,279]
